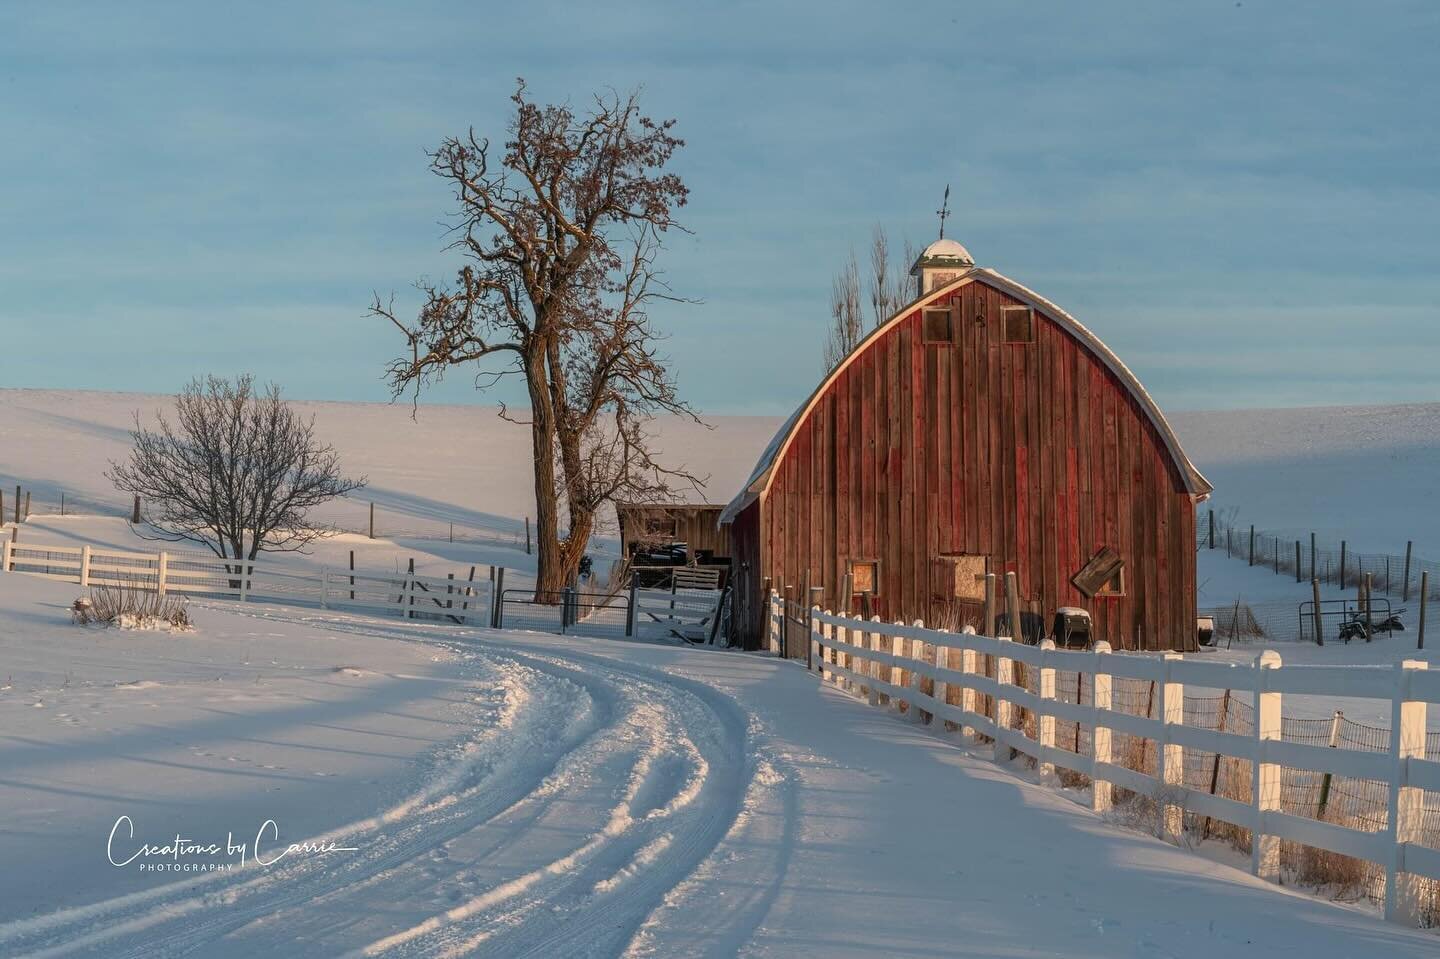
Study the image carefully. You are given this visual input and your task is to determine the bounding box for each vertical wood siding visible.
[748,276,1198,653]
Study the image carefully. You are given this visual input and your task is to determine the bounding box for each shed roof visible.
[719,267,1211,525]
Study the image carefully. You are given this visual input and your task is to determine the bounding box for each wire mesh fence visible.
[1201,509,1440,604]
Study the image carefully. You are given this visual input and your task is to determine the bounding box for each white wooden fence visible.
[767,593,1440,926]
[2,539,490,624]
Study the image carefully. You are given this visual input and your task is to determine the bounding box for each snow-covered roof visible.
[917,237,974,265]
[719,267,1212,525]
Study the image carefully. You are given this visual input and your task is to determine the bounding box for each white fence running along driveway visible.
[769,594,1440,927]
[2,539,490,624]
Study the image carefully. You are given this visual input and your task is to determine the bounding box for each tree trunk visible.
[528,359,567,602]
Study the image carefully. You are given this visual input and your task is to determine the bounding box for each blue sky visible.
[2,2,1437,414]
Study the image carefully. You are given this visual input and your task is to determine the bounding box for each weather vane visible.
[936,184,951,239]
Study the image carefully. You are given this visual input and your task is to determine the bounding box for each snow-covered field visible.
[2,573,1434,958]
[6,388,1440,954]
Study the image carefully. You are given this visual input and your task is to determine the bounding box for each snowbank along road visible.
[2,607,1438,958]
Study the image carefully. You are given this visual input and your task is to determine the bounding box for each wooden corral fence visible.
[765,592,1440,925]
[2,539,491,624]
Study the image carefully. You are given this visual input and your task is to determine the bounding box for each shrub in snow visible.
[72,585,192,631]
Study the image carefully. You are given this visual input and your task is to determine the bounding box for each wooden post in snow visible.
[23,491,29,520]
[1295,540,1302,583]
[1340,540,1347,590]
[1248,525,1255,567]
[368,502,375,539]
[1208,509,1214,549]
[14,486,21,525]
[1312,579,1324,646]
[525,517,532,555]
[131,494,141,525]
[349,549,355,600]
[1403,541,1414,603]
[1418,571,1428,651]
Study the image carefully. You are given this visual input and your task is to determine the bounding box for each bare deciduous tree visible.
[823,252,863,371]
[371,80,700,597]
[824,225,915,370]
[106,375,365,562]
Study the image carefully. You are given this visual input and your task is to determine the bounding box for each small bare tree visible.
[106,375,365,562]
[372,80,700,597]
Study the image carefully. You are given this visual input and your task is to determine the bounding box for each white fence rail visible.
[768,593,1440,926]
[2,539,491,624]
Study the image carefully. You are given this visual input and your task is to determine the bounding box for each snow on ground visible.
[0,581,1432,957]
[7,390,1440,952]
[0,573,484,927]
[1172,403,1440,556]
[0,388,780,542]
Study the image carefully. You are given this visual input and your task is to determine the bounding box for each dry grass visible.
[72,584,192,631]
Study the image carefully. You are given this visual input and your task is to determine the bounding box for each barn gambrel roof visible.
[719,267,1212,525]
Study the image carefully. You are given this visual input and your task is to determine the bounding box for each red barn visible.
[721,238,1211,653]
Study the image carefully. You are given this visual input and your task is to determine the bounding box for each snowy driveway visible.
[2,612,1436,957]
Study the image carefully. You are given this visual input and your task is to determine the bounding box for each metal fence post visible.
[492,567,505,628]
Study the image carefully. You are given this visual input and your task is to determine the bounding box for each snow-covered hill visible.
[5,389,1439,557]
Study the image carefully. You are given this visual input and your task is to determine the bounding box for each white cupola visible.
[911,237,975,296]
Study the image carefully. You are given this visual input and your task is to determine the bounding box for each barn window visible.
[938,553,987,602]
[1072,547,1126,598]
[642,515,678,538]
[928,271,960,293]
[1001,306,1034,344]
[849,560,880,596]
[922,307,953,345]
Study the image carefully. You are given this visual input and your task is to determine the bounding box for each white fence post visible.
[890,622,906,709]
[79,545,91,588]
[1,535,10,573]
[1252,650,1283,881]
[1091,641,1113,813]
[960,643,978,739]
[1037,639,1057,779]
[993,635,1014,762]
[910,621,928,724]
[156,551,169,596]
[810,606,822,675]
[867,617,881,707]
[1158,652,1185,842]
[1385,659,1428,922]
[933,632,950,729]
[239,562,250,603]
[820,611,834,683]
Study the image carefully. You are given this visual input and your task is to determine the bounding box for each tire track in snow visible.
[0,655,604,959]
[0,613,763,958]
